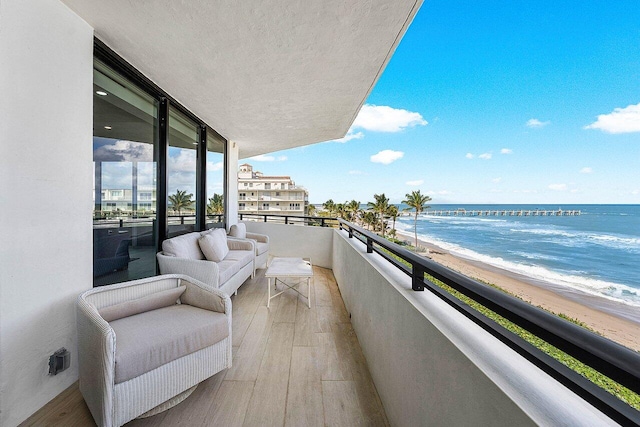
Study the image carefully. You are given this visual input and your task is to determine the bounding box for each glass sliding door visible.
[206,130,225,228]
[167,109,198,237]
[93,60,158,286]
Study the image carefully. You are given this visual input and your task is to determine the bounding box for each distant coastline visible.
[395,229,640,352]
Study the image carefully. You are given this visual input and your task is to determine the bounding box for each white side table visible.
[265,257,313,308]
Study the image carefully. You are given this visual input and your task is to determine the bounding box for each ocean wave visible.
[509,251,561,261]
[414,232,640,307]
[510,228,640,252]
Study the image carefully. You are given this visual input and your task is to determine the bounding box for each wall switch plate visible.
[48,347,70,375]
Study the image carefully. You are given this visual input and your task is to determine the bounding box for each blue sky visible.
[241,1,640,205]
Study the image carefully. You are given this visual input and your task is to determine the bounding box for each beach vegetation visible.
[402,190,432,250]
[380,246,640,410]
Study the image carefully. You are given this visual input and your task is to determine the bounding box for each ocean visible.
[394,204,640,318]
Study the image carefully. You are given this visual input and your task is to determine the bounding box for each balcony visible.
[29,220,638,426]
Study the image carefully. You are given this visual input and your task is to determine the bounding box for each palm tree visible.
[307,204,316,216]
[402,190,432,251]
[362,211,377,231]
[387,204,399,236]
[367,193,390,237]
[168,189,194,215]
[346,200,361,223]
[323,199,336,216]
[207,193,224,215]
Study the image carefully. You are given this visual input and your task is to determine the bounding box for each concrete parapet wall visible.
[331,229,614,426]
[244,222,333,268]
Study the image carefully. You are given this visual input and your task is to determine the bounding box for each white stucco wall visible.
[244,222,333,269]
[331,230,615,426]
[0,0,93,425]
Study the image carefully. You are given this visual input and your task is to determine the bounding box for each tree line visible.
[318,190,432,250]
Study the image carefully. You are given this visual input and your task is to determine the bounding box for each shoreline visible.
[396,230,640,351]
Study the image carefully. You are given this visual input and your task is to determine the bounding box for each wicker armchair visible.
[77,274,232,427]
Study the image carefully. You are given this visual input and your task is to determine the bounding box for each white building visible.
[238,164,308,216]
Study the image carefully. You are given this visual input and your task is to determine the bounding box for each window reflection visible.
[93,60,158,286]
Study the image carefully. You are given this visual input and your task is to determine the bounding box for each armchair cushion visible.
[99,286,186,322]
[228,223,246,239]
[198,229,229,262]
[162,233,205,260]
[110,304,229,384]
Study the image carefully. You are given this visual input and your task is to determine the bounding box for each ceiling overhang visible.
[62,0,422,158]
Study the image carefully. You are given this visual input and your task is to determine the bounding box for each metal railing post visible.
[412,263,425,291]
[366,237,373,253]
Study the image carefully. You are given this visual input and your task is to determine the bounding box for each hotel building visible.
[238,164,308,216]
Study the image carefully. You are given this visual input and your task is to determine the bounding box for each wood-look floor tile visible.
[285,346,324,427]
[243,322,295,426]
[201,381,254,427]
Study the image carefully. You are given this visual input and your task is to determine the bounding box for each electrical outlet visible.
[48,348,70,375]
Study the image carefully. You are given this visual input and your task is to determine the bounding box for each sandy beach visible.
[396,230,640,352]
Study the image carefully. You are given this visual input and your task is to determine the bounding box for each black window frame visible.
[94,38,227,272]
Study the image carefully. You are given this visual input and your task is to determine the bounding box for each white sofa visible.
[77,274,232,427]
[156,229,255,296]
[228,222,270,273]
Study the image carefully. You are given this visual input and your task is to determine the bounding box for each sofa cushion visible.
[162,232,205,260]
[99,286,186,322]
[110,304,229,384]
[254,241,269,256]
[228,223,246,239]
[217,250,254,284]
[198,229,229,262]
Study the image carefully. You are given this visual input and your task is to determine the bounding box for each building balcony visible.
[29,221,635,426]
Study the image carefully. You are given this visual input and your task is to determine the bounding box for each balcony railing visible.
[236,213,639,423]
[336,218,640,426]
[239,213,338,227]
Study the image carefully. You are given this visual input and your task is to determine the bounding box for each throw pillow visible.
[229,223,247,239]
[199,229,229,262]
[99,286,186,322]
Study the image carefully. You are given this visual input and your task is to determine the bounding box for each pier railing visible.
[337,218,639,426]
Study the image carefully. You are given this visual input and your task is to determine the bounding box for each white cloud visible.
[353,104,427,132]
[492,177,502,183]
[249,154,287,162]
[548,183,568,191]
[500,148,513,154]
[584,103,640,133]
[580,167,593,174]
[465,153,474,159]
[631,190,640,195]
[427,189,452,195]
[94,139,154,162]
[478,153,492,160]
[332,130,364,143]
[406,179,424,186]
[370,150,404,165]
[526,118,550,128]
[207,161,223,171]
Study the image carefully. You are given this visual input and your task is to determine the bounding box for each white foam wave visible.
[414,232,640,307]
[510,228,640,251]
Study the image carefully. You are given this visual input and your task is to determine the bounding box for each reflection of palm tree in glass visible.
[169,189,193,215]
[207,193,224,215]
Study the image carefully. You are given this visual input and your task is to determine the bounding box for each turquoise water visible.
[395,205,640,310]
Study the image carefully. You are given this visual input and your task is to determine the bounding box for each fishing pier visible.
[423,209,581,217]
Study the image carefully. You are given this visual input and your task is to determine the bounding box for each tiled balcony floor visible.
[25,267,388,426]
